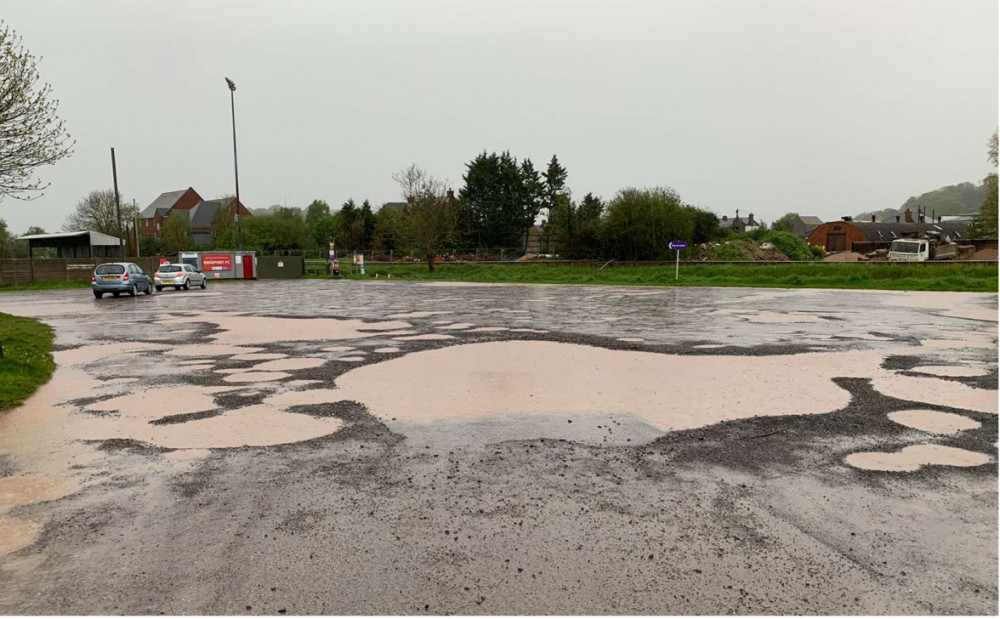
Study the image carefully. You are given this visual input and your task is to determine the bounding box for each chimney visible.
[937,216,942,223]
[735,209,740,220]
[896,215,900,223]
[748,213,755,224]
[841,216,852,222]
[904,208,913,223]
[722,215,728,221]
[871,215,876,222]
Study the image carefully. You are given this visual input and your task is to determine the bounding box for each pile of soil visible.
[971,248,998,261]
[823,251,866,262]
[752,245,790,261]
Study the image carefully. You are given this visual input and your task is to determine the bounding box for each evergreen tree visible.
[360,199,376,250]
[460,151,546,249]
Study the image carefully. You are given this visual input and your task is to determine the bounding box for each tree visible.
[460,151,545,249]
[64,189,138,238]
[305,199,331,247]
[160,212,194,254]
[373,205,402,252]
[0,218,13,257]
[139,234,165,257]
[601,187,699,261]
[0,22,74,201]
[360,199,376,250]
[543,155,569,238]
[971,131,998,237]
[770,212,801,233]
[393,164,459,272]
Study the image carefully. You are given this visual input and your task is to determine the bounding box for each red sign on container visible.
[202,254,233,271]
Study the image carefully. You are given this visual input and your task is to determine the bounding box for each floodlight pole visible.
[226,77,243,251]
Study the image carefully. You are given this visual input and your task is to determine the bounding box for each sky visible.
[0,0,997,234]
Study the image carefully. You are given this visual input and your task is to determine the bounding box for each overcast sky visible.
[0,0,996,233]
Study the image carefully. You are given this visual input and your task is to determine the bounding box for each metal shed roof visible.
[852,221,969,242]
[18,230,123,246]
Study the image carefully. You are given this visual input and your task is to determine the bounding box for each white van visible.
[888,239,929,262]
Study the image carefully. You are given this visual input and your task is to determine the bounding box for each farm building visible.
[806,209,969,252]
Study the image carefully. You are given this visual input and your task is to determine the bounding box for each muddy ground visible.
[0,281,996,614]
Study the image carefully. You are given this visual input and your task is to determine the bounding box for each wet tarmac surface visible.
[0,280,996,614]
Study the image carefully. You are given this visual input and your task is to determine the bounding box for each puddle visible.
[394,334,454,341]
[167,344,263,357]
[332,341,891,430]
[387,311,452,319]
[0,516,41,556]
[870,374,997,414]
[337,356,365,362]
[908,365,989,378]
[54,343,165,366]
[887,410,981,434]
[845,444,991,472]
[86,386,233,418]
[222,371,291,383]
[742,312,825,324]
[159,312,411,345]
[322,346,356,353]
[251,358,326,372]
[230,352,288,361]
[373,347,400,353]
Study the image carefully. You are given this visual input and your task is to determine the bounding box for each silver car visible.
[92,263,153,298]
[154,263,208,291]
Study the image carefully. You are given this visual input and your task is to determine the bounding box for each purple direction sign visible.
[668,240,687,251]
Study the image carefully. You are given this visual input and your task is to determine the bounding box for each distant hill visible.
[856,181,985,222]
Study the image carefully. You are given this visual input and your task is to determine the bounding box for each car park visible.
[92,263,153,298]
[154,263,208,291]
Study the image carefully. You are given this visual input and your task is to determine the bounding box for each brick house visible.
[139,188,202,237]
[140,188,251,246]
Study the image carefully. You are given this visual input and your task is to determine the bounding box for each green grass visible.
[318,262,999,292]
[0,313,56,411]
[0,280,89,292]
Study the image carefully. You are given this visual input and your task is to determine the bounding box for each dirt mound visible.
[823,251,866,262]
[971,248,998,261]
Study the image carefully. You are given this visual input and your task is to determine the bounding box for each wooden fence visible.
[0,257,162,286]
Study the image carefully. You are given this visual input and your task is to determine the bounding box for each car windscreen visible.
[95,264,125,274]
[159,266,182,272]
[889,241,920,254]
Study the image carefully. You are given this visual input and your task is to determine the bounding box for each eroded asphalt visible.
[0,281,996,614]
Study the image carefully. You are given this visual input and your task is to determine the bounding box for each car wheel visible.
[144,284,152,295]
[183,280,190,290]
[93,291,103,299]
[155,286,163,292]
[129,284,137,297]
[200,278,207,289]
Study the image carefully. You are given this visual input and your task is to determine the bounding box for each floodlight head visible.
[225,77,236,91]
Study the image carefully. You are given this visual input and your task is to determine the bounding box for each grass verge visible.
[0,313,55,411]
[0,280,90,292]
[324,262,999,292]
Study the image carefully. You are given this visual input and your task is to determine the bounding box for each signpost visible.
[668,240,687,281]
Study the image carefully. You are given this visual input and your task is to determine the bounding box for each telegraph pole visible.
[111,147,124,257]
